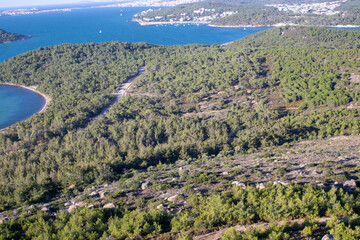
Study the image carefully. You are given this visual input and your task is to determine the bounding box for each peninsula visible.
[0,29,28,44]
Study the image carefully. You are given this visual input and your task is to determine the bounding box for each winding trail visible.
[90,66,145,122]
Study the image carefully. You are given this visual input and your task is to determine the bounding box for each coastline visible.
[210,23,360,28]
[0,35,31,45]
[209,23,271,28]
[0,83,51,113]
[133,19,209,26]
[134,19,360,29]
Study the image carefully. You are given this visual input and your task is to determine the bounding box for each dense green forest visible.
[2,184,360,239]
[0,29,27,44]
[1,26,360,238]
[134,0,360,27]
[229,26,360,49]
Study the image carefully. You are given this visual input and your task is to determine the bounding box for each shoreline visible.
[209,23,271,28]
[0,35,31,45]
[134,19,360,29]
[0,83,51,113]
[209,23,360,28]
[133,19,209,26]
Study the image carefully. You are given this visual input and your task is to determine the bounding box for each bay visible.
[0,85,46,129]
[0,7,269,62]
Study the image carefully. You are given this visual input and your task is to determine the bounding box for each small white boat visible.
[99,30,102,33]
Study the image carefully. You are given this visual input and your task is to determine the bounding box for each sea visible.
[0,5,359,129]
[0,6,270,129]
[0,7,269,62]
[0,85,46,129]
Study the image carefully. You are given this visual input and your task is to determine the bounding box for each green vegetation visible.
[0,26,360,238]
[0,29,27,44]
[0,185,360,239]
[1,184,360,239]
[229,26,360,49]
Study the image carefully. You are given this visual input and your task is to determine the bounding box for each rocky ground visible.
[1,135,360,239]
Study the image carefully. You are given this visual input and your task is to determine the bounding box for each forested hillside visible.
[1,27,360,239]
[0,29,27,44]
[229,26,360,49]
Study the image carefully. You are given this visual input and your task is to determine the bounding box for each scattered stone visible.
[222,171,229,176]
[91,186,96,190]
[178,167,184,172]
[156,204,164,210]
[41,207,51,213]
[167,194,179,202]
[68,205,78,213]
[343,179,357,192]
[232,181,246,189]
[88,204,94,209]
[64,202,71,207]
[256,183,266,189]
[76,202,85,207]
[100,191,107,199]
[0,217,10,224]
[103,203,116,209]
[106,236,117,240]
[141,181,152,190]
[68,184,75,190]
[273,181,289,186]
[90,191,99,197]
[27,205,38,210]
[312,170,323,175]
[322,234,334,240]
[338,156,349,161]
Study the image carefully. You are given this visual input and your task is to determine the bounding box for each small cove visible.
[0,85,46,129]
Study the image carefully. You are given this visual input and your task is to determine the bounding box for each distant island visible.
[0,7,71,17]
[133,0,360,28]
[0,29,28,44]
[0,0,201,17]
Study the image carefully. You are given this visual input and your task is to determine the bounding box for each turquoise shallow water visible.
[0,85,46,129]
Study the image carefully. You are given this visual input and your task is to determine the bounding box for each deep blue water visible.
[0,85,46,129]
[0,6,359,129]
[0,7,269,62]
[0,6,269,128]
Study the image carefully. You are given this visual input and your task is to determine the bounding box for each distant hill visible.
[134,0,360,27]
[0,29,28,44]
[229,26,360,49]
